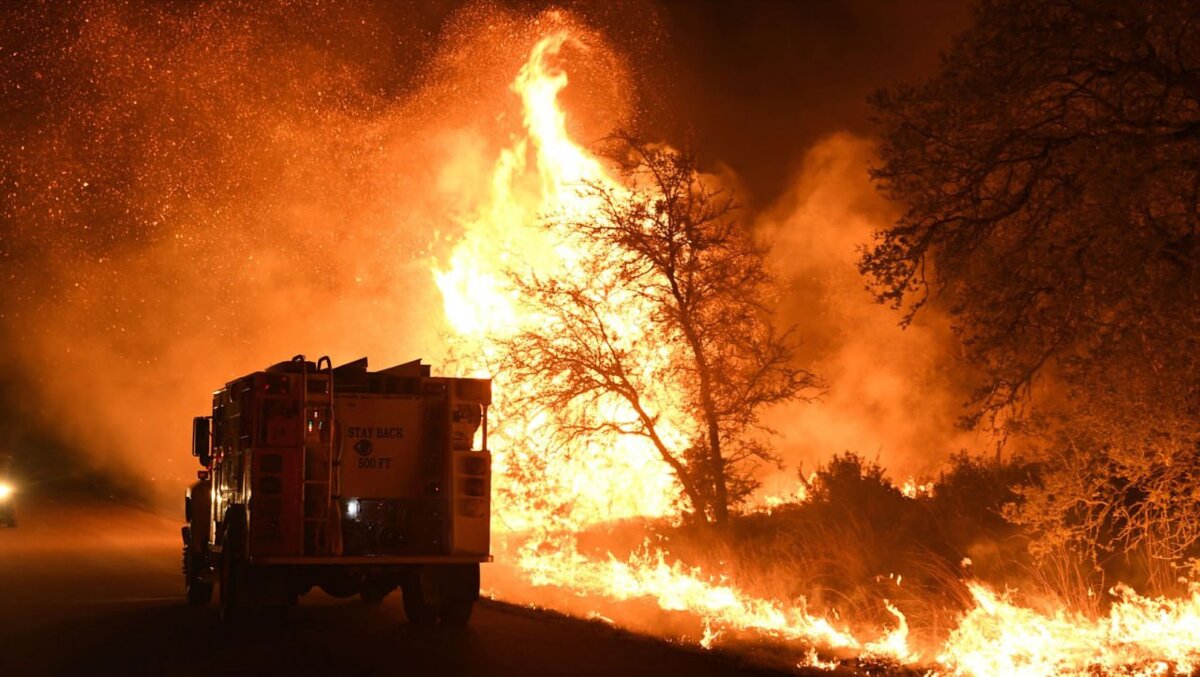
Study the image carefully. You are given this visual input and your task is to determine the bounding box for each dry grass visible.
[572,451,1199,659]
[580,453,1048,652]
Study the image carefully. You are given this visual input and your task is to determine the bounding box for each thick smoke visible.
[756,133,983,487]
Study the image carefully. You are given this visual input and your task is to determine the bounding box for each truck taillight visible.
[461,477,487,497]
[458,498,488,518]
[460,456,488,476]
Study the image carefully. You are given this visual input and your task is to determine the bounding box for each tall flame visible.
[434,31,679,530]
[436,33,612,343]
[432,27,1200,676]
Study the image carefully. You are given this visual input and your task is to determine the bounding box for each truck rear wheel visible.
[185,546,213,606]
[182,525,212,606]
[401,565,478,627]
[437,563,479,627]
[219,556,241,621]
[187,578,213,606]
[401,577,437,626]
[219,508,248,622]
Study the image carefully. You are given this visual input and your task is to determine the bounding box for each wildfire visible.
[513,534,915,663]
[432,24,1200,677]
[747,474,815,514]
[899,477,935,499]
[434,29,681,531]
[937,583,1200,676]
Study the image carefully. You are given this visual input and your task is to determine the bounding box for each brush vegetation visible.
[580,451,1200,651]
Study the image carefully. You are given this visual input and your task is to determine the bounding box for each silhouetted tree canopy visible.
[865,0,1200,564]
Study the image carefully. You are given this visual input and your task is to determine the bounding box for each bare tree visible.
[500,136,821,525]
[863,0,1200,563]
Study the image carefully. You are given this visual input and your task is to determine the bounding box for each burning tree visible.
[499,136,820,525]
[863,0,1200,572]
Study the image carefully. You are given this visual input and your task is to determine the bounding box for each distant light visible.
[0,483,12,500]
[346,499,359,519]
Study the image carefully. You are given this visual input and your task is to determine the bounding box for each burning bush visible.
[631,453,1053,650]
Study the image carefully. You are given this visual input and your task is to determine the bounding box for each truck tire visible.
[183,481,211,606]
[185,546,213,606]
[187,577,213,606]
[182,525,213,606]
[219,507,248,623]
[400,576,437,626]
[437,563,479,627]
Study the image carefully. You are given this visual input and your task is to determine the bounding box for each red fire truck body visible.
[183,356,491,625]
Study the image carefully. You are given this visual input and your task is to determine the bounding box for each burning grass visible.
[523,453,1200,675]
[557,455,1001,661]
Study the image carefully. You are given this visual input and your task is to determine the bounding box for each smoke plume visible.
[757,133,982,488]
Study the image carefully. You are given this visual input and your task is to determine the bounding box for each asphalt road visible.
[0,490,793,677]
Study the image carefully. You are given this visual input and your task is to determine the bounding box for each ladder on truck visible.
[301,356,339,556]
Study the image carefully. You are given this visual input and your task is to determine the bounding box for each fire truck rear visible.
[182,355,491,625]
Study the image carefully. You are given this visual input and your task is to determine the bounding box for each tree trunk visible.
[678,321,729,525]
[703,396,728,525]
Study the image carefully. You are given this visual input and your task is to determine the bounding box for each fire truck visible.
[182,355,491,625]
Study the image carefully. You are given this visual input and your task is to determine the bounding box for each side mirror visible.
[192,416,211,467]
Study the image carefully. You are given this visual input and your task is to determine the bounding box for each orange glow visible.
[434,30,681,531]
[899,477,935,499]
[746,474,815,514]
[937,583,1200,676]
[433,26,1200,676]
